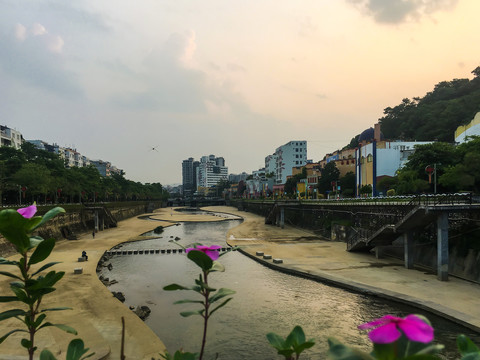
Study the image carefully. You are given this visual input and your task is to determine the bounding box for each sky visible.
[1,0,479,185]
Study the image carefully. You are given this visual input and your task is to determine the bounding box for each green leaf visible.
[266,332,287,351]
[40,307,72,313]
[179,310,204,317]
[194,278,216,292]
[66,338,93,360]
[286,325,306,348]
[458,335,480,355]
[29,238,55,265]
[172,351,198,360]
[460,354,480,360]
[0,210,31,252]
[0,309,26,321]
[28,236,44,250]
[372,342,397,360]
[21,338,32,349]
[278,349,295,358]
[0,296,19,303]
[0,257,17,266]
[28,271,64,290]
[209,288,236,304]
[32,262,61,276]
[163,283,190,291]
[187,250,213,271]
[25,217,43,233]
[38,323,77,335]
[209,297,233,316]
[0,270,22,280]
[39,349,57,360]
[0,329,28,344]
[295,341,316,354]
[402,351,444,360]
[173,299,204,305]
[9,286,28,303]
[210,261,225,272]
[34,313,47,328]
[31,207,65,231]
[327,338,375,360]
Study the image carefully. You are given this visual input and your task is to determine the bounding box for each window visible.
[367,154,373,162]
[296,155,299,158]
[361,156,365,164]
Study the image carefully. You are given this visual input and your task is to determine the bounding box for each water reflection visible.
[102,217,479,359]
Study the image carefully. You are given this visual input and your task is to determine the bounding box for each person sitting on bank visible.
[82,251,88,261]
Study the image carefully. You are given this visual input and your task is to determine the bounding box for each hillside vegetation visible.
[379,66,480,142]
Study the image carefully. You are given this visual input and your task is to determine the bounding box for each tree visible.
[12,163,53,203]
[339,171,355,197]
[377,176,397,195]
[317,162,340,196]
[395,170,429,195]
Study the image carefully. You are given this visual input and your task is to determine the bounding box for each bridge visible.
[232,194,480,282]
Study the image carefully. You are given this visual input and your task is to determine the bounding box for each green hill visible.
[378,66,480,142]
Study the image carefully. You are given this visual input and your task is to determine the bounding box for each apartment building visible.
[196,155,228,190]
[1,125,24,149]
[273,141,307,184]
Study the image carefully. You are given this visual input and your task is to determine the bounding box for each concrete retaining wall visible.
[0,203,161,257]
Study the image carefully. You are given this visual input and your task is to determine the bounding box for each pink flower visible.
[186,245,222,261]
[358,315,434,344]
[17,203,37,219]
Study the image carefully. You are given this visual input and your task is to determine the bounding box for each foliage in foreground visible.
[0,204,93,360]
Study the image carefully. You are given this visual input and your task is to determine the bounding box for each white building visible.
[265,154,277,177]
[356,140,432,196]
[196,155,228,190]
[1,125,24,149]
[455,112,480,143]
[273,141,307,184]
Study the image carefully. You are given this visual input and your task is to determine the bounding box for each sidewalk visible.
[207,206,480,333]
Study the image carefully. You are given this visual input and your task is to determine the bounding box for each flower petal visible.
[206,249,219,260]
[398,315,434,343]
[368,322,401,344]
[358,315,398,330]
[17,204,37,219]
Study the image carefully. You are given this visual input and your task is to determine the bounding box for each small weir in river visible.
[99,211,480,360]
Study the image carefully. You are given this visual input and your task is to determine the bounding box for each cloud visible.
[0,23,81,96]
[227,63,246,72]
[110,31,207,113]
[346,0,459,23]
[14,23,27,41]
[31,22,47,36]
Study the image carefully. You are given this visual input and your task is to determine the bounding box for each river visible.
[100,212,480,359]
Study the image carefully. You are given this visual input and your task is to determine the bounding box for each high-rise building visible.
[196,155,228,190]
[269,141,307,184]
[182,157,196,197]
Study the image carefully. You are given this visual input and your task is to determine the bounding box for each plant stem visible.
[199,270,210,360]
[22,253,36,360]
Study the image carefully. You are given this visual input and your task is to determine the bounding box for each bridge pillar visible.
[280,207,285,229]
[437,212,449,281]
[404,231,414,269]
[94,210,99,232]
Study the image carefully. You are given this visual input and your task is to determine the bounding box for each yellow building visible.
[455,112,480,143]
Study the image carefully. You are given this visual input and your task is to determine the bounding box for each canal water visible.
[101,212,480,359]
